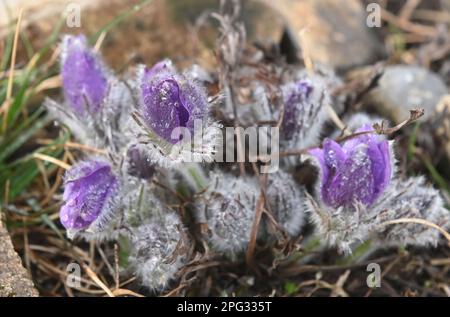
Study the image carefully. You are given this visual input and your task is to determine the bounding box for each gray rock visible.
[440,61,450,86]
[262,0,386,71]
[366,65,448,123]
[0,221,38,297]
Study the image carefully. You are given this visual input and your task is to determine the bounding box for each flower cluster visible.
[49,32,450,292]
[48,35,217,289]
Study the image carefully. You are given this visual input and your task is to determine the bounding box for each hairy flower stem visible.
[337,240,375,265]
[286,236,324,266]
[179,163,209,192]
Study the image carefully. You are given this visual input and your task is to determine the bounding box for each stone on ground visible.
[0,220,38,297]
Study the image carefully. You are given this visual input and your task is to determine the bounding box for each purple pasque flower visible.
[61,35,108,117]
[282,80,313,140]
[138,60,208,144]
[60,159,119,234]
[280,77,329,150]
[135,60,221,167]
[46,34,133,153]
[309,125,392,208]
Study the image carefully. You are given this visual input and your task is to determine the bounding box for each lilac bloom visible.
[138,60,208,144]
[278,78,329,151]
[61,35,108,116]
[282,80,313,140]
[60,160,118,230]
[309,125,392,208]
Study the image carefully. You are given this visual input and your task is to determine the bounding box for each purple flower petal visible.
[342,124,374,151]
[61,35,108,116]
[309,147,328,183]
[60,160,118,230]
[282,81,313,140]
[323,139,346,171]
[367,139,391,198]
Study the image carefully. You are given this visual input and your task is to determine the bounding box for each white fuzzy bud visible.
[196,173,259,255]
[374,177,450,248]
[266,170,306,237]
[129,212,188,291]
